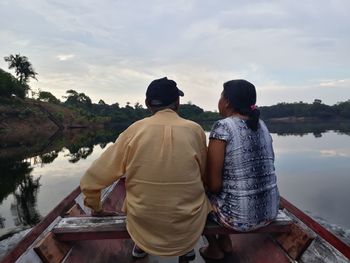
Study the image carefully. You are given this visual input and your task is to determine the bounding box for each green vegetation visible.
[2,75,350,127]
[1,53,37,98]
[36,89,207,124]
[0,53,349,126]
[178,103,219,121]
[57,91,220,124]
[37,91,60,104]
[0,68,28,98]
[259,99,350,120]
[54,95,349,125]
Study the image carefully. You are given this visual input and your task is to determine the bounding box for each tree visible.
[134,102,143,109]
[178,103,204,120]
[334,100,350,118]
[112,102,120,109]
[63,89,92,107]
[126,102,132,108]
[0,68,27,98]
[4,54,38,84]
[38,91,60,104]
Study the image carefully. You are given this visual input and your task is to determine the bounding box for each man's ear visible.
[145,99,153,113]
[174,97,180,111]
[145,99,150,109]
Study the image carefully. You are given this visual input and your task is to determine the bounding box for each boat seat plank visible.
[274,223,314,260]
[33,232,70,263]
[52,210,293,242]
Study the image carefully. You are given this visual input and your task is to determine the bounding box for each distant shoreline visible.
[265,116,348,123]
[1,97,350,158]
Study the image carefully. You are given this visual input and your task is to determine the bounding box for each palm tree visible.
[4,54,38,84]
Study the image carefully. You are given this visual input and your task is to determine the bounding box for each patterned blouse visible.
[208,117,279,231]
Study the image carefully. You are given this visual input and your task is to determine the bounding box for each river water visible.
[0,122,349,256]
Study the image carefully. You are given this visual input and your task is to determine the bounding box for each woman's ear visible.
[223,97,230,109]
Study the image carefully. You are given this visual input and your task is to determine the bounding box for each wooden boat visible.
[1,178,349,263]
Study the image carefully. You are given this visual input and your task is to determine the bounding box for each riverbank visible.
[2,97,350,160]
[0,98,108,159]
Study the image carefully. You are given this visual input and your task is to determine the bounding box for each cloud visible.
[319,79,348,87]
[56,54,75,61]
[0,0,349,110]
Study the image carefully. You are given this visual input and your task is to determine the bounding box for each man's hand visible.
[91,209,124,217]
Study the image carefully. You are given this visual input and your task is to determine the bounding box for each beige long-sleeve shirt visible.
[80,109,212,256]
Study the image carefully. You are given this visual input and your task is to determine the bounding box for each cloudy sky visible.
[0,0,349,110]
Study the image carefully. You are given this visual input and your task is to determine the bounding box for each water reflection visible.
[0,122,349,242]
[0,160,41,234]
[0,217,4,229]
[40,151,59,164]
[0,161,33,205]
[265,120,350,137]
[0,126,127,237]
[200,120,350,138]
[65,146,94,163]
[12,174,41,226]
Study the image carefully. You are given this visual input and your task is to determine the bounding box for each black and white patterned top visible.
[208,117,280,231]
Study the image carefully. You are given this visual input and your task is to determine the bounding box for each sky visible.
[0,0,349,111]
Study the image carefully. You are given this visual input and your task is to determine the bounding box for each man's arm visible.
[80,132,129,213]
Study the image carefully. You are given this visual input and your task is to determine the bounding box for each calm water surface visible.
[0,125,349,244]
[273,131,350,230]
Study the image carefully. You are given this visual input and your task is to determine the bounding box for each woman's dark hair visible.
[223,79,260,131]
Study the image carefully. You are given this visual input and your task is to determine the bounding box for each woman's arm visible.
[205,138,226,193]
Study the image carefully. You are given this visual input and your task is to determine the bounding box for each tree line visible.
[1,53,349,123]
[43,88,220,123]
[260,100,350,119]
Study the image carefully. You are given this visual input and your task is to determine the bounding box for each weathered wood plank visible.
[280,197,350,260]
[33,232,70,263]
[205,210,292,235]
[53,216,128,241]
[53,211,292,241]
[299,237,350,263]
[15,217,63,263]
[274,223,314,260]
[55,216,127,230]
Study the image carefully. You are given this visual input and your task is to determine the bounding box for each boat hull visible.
[2,178,349,263]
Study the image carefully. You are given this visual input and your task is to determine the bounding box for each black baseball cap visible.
[146,77,184,107]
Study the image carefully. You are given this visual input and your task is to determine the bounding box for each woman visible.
[200,79,280,260]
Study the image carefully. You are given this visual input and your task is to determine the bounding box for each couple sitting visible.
[80,77,279,261]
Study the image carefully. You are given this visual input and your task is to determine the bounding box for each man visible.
[80,77,211,259]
